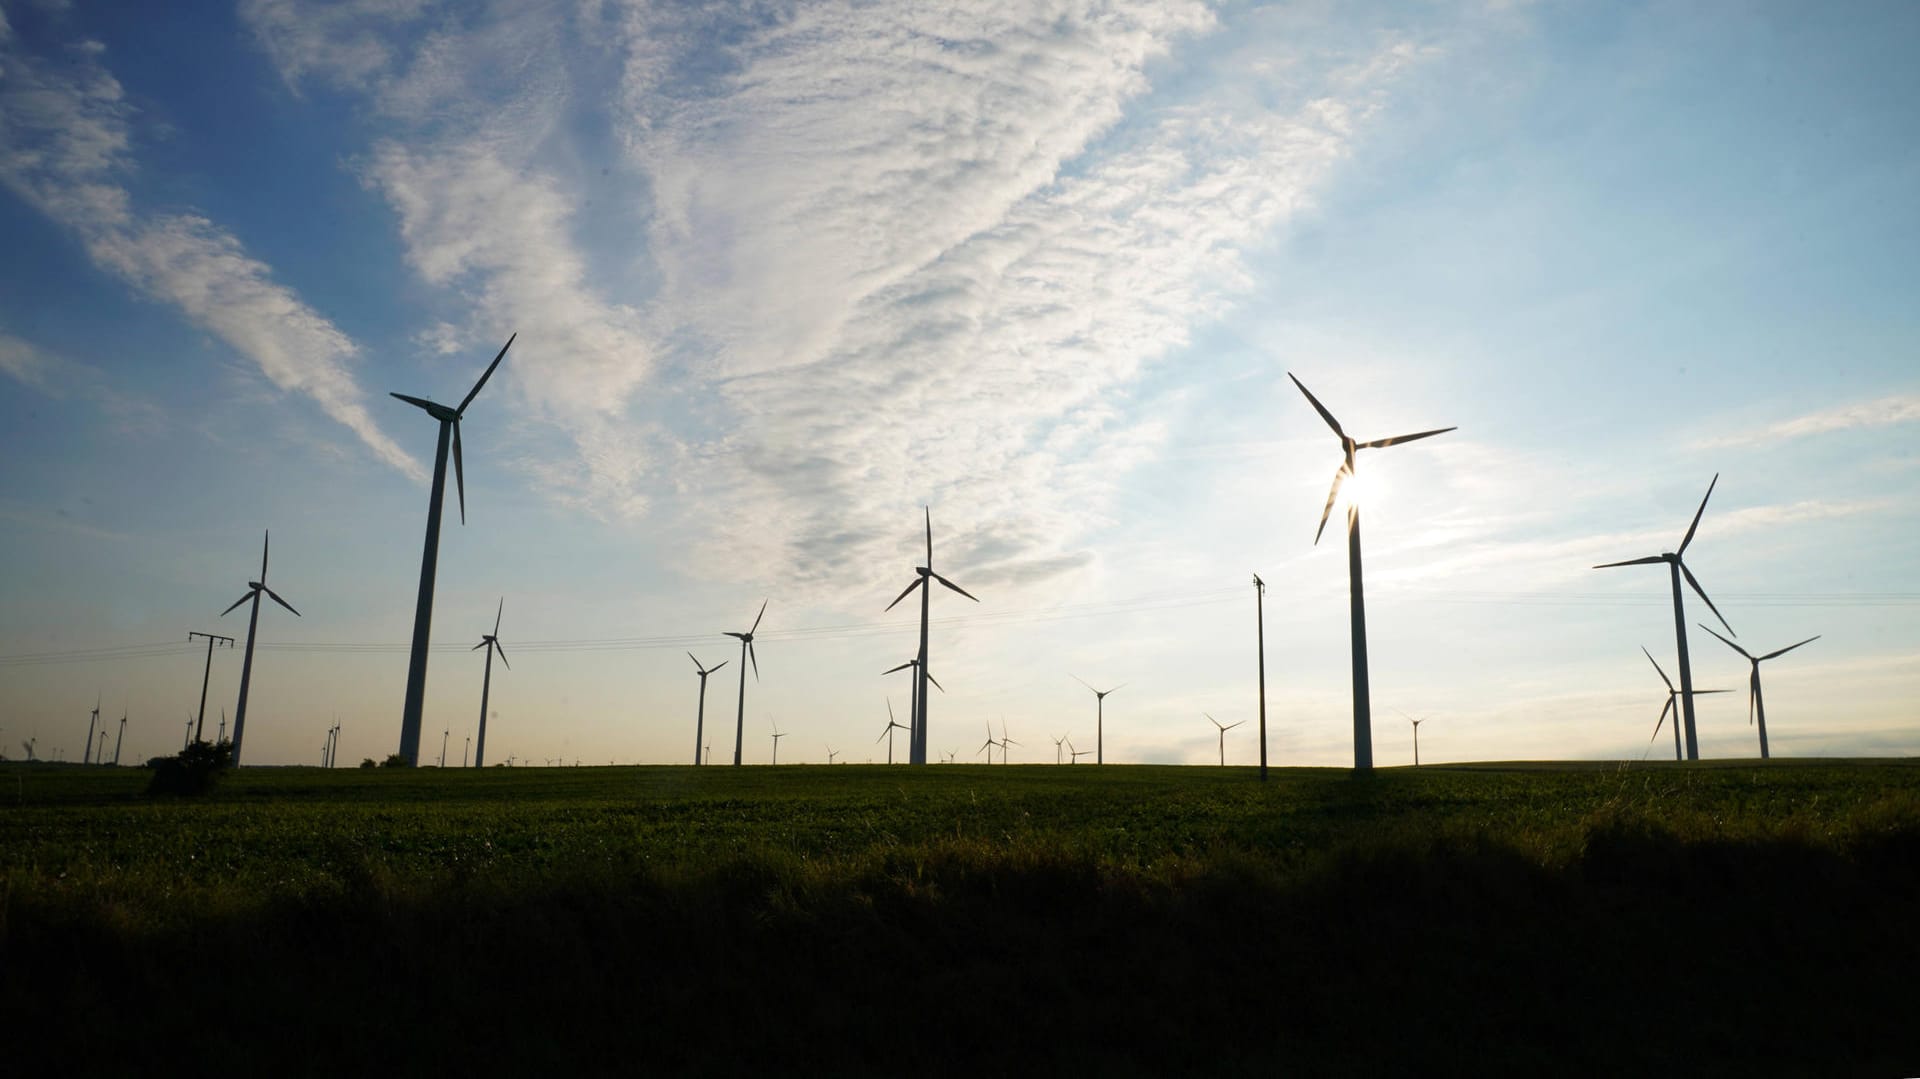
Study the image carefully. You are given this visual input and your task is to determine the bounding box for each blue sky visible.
[2,0,1915,768]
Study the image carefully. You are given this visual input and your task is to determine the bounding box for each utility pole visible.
[1254,573,1269,783]
[188,631,235,743]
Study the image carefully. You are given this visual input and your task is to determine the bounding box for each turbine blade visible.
[493,640,509,669]
[1680,563,1734,637]
[453,422,467,526]
[751,599,767,634]
[709,660,727,673]
[924,506,933,569]
[473,640,488,651]
[1287,373,1346,440]
[1642,646,1674,692]
[1110,683,1128,694]
[1749,669,1759,727]
[1072,674,1096,692]
[494,597,504,636]
[926,670,945,692]
[220,590,255,617]
[1678,473,1718,555]
[1759,635,1820,661]
[933,573,979,602]
[261,530,271,579]
[1697,622,1752,660]
[263,585,301,617]
[1314,466,1348,546]
[1593,555,1667,569]
[1224,721,1244,730]
[724,632,746,641]
[1652,698,1671,741]
[887,699,895,723]
[885,578,921,611]
[391,392,441,414]
[882,661,914,675]
[687,651,701,670]
[457,334,515,416]
[1357,426,1456,449]
[749,641,759,680]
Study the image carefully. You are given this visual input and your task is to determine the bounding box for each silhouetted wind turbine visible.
[463,735,470,768]
[725,600,767,766]
[1643,647,1728,761]
[1051,733,1067,765]
[997,719,1019,764]
[976,723,997,765]
[392,334,515,765]
[883,658,943,748]
[439,729,449,768]
[1253,573,1269,781]
[1205,713,1243,767]
[1594,475,1735,762]
[1289,373,1455,772]
[770,718,786,765]
[471,599,510,768]
[1395,709,1425,767]
[182,715,191,752]
[688,652,728,767]
[885,508,978,765]
[113,711,126,766]
[1699,624,1818,760]
[83,696,99,765]
[825,744,839,765]
[1067,738,1092,764]
[876,699,910,764]
[218,707,227,744]
[1072,677,1125,764]
[219,530,300,765]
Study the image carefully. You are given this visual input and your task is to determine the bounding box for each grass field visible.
[5,759,1917,1075]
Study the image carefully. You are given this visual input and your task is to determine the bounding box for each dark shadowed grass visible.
[4,760,1917,1075]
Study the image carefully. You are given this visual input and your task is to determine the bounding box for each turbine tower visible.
[1643,647,1728,761]
[976,723,997,765]
[113,711,126,766]
[1699,624,1818,760]
[997,719,1019,764]
[470,599,510,768]
[1395,709,1425,767]
[1072,677,1125,765]
[725,601,767,766]
[391,334,515,765]
[688,652,729,766]
[884,508,978,765]
[1594,475,1735,761]
[220,530,301,765]
[1289,373,1455,772]
[83,696,99,765]
[1253,573,1269,782]
[876,699,910,764]
[1205,713,1243,767]
[883,658,943,745]
[770,719,786,765]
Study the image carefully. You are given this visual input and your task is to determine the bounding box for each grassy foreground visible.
[5,759,1918,1075]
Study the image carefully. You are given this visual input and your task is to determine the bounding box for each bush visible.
[360,758,377,769]
[380,753,412,769]
[146,740,233,796]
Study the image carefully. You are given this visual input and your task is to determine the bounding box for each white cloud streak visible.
[0,24,422,479]
[1697,394,1920,448]
[0,328,163,429]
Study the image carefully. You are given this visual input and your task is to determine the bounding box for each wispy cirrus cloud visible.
[0,22,422,480]
[1695,394,1920,448]
[0,328,163,430]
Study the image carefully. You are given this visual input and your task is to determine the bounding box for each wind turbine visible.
[471,599,510,769]
[770,719,786,765]
[1067,738,1092,764]
[997,719,1019,764]
[439,729,449,768]
[219,530,301,765]
[1395,709,1425,767]
[825,744,839,765]
[113,711,126,766]
[1699,624,1818,760]
[464,735,471,768]
[182,715,192,752]
[1593,475,1735,762]
[1072,677,1125,765]
[1253,573,1269,781]
[83,696,99,765]
[725,600,768,766]
[976,723,997,765]
[218,708,227,745]
[1642,647,1728,761]
[1205,713,1244,767]
[1051,733,1067,765]
[392,334,515,765]
[884,508,979,765]
[688,652,729,766]
[883,658,944,748]
[876,699,910,764]
[1289,373,1455,772]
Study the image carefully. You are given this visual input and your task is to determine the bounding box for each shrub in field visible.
[360,758,377,769]
[145,739,233,796]
[380,753,412,768]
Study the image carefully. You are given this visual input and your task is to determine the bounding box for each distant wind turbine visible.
[997,719,1019,764]
[976,724,997,765]
[1253,573,1269,782]
[1051,733,1067,765]
[391,334,515,765]
[1594,475,1735,761]
[1642,647,1729,761]
[876,700,910,764]
[463,735,470,768]
[1205,713,1243,767]
[1289,373,1455,772]
[182,715,191,752]
[83,696,99,765]
[1072,677,1125,765]
[470,599,510,768]
[1699,624,1818,760]
[688,652,729,767]
[1395,709,1426,767]
[439,729,449,768]
[113,711,126,766]
[219,530,301,765]
[884,508,978,765]
[1067,738,1092,764]
[883,658,944,747]
[770,718,786,765]
[825,744,838,765]
[725,601,767,766]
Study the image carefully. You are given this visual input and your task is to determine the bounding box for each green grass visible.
[5,760,1918,1075]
